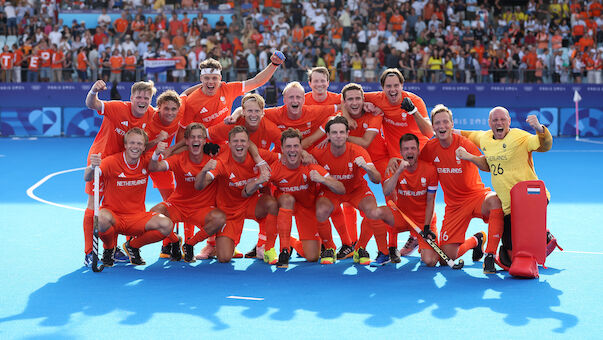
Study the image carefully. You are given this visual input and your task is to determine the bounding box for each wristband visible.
[271,61,280,66]
[88,89,98,96]
[256,159,267,166]
[152,152,160,161]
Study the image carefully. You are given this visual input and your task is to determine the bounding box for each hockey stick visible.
[388,200,464,269]
[92,166,104,273]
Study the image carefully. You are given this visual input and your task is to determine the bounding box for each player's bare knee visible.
[306,254,319,262]
[485,193,502,210]
[217,254,233,263]
[265,196,279,215]
[155,217,174,235]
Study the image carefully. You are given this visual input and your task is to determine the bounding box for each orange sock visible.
[388,225,398,248]
[457,235,478,258]
[264,214,278,250]
[183,222,194,242]
[257,219,266,249]
[187,227,209,246]
[343,204,358,243]
[486,208,503,254]
[371,220,389,254]
[162,238,170,246]
[331,205,352,245]
[130,230,165,248]
[290,236,304,258]
[83,208,94,254]
[277,208,293,251]
[99,227,116,249]
[317,221,336,249]
[355,219,374,250]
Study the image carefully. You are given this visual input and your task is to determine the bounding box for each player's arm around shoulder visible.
[456,129,484,148]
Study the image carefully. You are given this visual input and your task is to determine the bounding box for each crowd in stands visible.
[0,0,602,84]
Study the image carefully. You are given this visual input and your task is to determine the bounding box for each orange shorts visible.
[150,170,175,190]
[322,183,375,208]
[388,204,438,251]
[218,193,261,244]
[160,201,215,226]
[106,210,157,236]
[440,193,489,245]
[292,203,321,241]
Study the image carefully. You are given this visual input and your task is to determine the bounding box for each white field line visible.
[26,167,86,212]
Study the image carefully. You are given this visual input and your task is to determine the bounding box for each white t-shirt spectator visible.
[48,29,62,46]
[97,13,112,27]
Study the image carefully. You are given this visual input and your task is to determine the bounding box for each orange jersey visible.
[77,52,87,70]
[164,150,217,211]
[304,91,341,106]
[420,134,489,207]
[114,18,129,33]
[388,160,438,223]
[38,49,53,67]
[109,55,124,73]
[207,117,282,151]
[310,142,373,194]
[0,52,14,69]
[144,105,184,153]
[270,161,329,209]
[88,101,153,161]
[264,105,336,138]
[346,112,389,162]
[181,82,244,128]
[208,149,279,216]
[364,91,429,156]
[99,152,151,215]
[28,55,40,70]
[124,55,137,70]
[51,50,64,69]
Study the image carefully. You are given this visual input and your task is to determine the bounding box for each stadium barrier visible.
[0,83,601,137]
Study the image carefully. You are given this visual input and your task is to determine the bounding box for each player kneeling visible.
[269,128,345,267]
[380,134,440,266]
[149,123,227,263]
[85,128,173,266]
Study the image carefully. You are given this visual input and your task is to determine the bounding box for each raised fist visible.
[91,80,107,93]
[400,97,416,113]
[204,142,220,156]
[156,142,168,155]
[271,50,286,65]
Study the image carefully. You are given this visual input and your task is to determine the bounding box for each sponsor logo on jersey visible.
[118,172,126,178]
[400,178,407,184]
[229,173,235,179]
[279,179,288,184]
[434,156,440,162]
[324,165,330,170]
[185,172,193,176]
[200,107,208,114]
[121,121,129,126]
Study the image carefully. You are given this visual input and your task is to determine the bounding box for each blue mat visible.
[0,137,601,339]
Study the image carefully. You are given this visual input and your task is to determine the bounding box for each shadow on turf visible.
[0,256,577,333]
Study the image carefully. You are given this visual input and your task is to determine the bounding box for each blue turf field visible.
[0,137,602,339]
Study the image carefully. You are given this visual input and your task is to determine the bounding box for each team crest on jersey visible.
[503,144,507,148]
[307,122,311,127]
[456,156,461,164]
[261,140,267,147]
[142,123,146,129]
[434,156,440,163]
[363,123,368,129]
[421,177,426,186]
[220,96,226,103]
[348,162,353,171]
[302,174,307,182]
[142,169,147,175]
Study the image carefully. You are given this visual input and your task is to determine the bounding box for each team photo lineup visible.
[82,52,559,277]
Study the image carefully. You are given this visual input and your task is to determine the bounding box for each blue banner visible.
[559,108,603,137]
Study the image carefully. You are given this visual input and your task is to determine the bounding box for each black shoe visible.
[389,246,401,263]
[244,243,258,258]
[122,241,146,265]
[170,236,183,261]
[277,248,290,268]
[159,244,172,259]
[483,253,496,274]
[498,245,512,268]
[336,244,355,260]
[472,231,486,262]
[182,243,196,263]
[102,247,115,267]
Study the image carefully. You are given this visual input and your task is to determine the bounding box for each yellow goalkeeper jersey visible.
[461,128,552,215]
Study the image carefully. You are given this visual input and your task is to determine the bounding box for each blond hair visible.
[241,93,265,110]
[131,80,157,97]
[430,104,453,124]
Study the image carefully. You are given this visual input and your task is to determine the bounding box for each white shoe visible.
[195,243,216,260]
